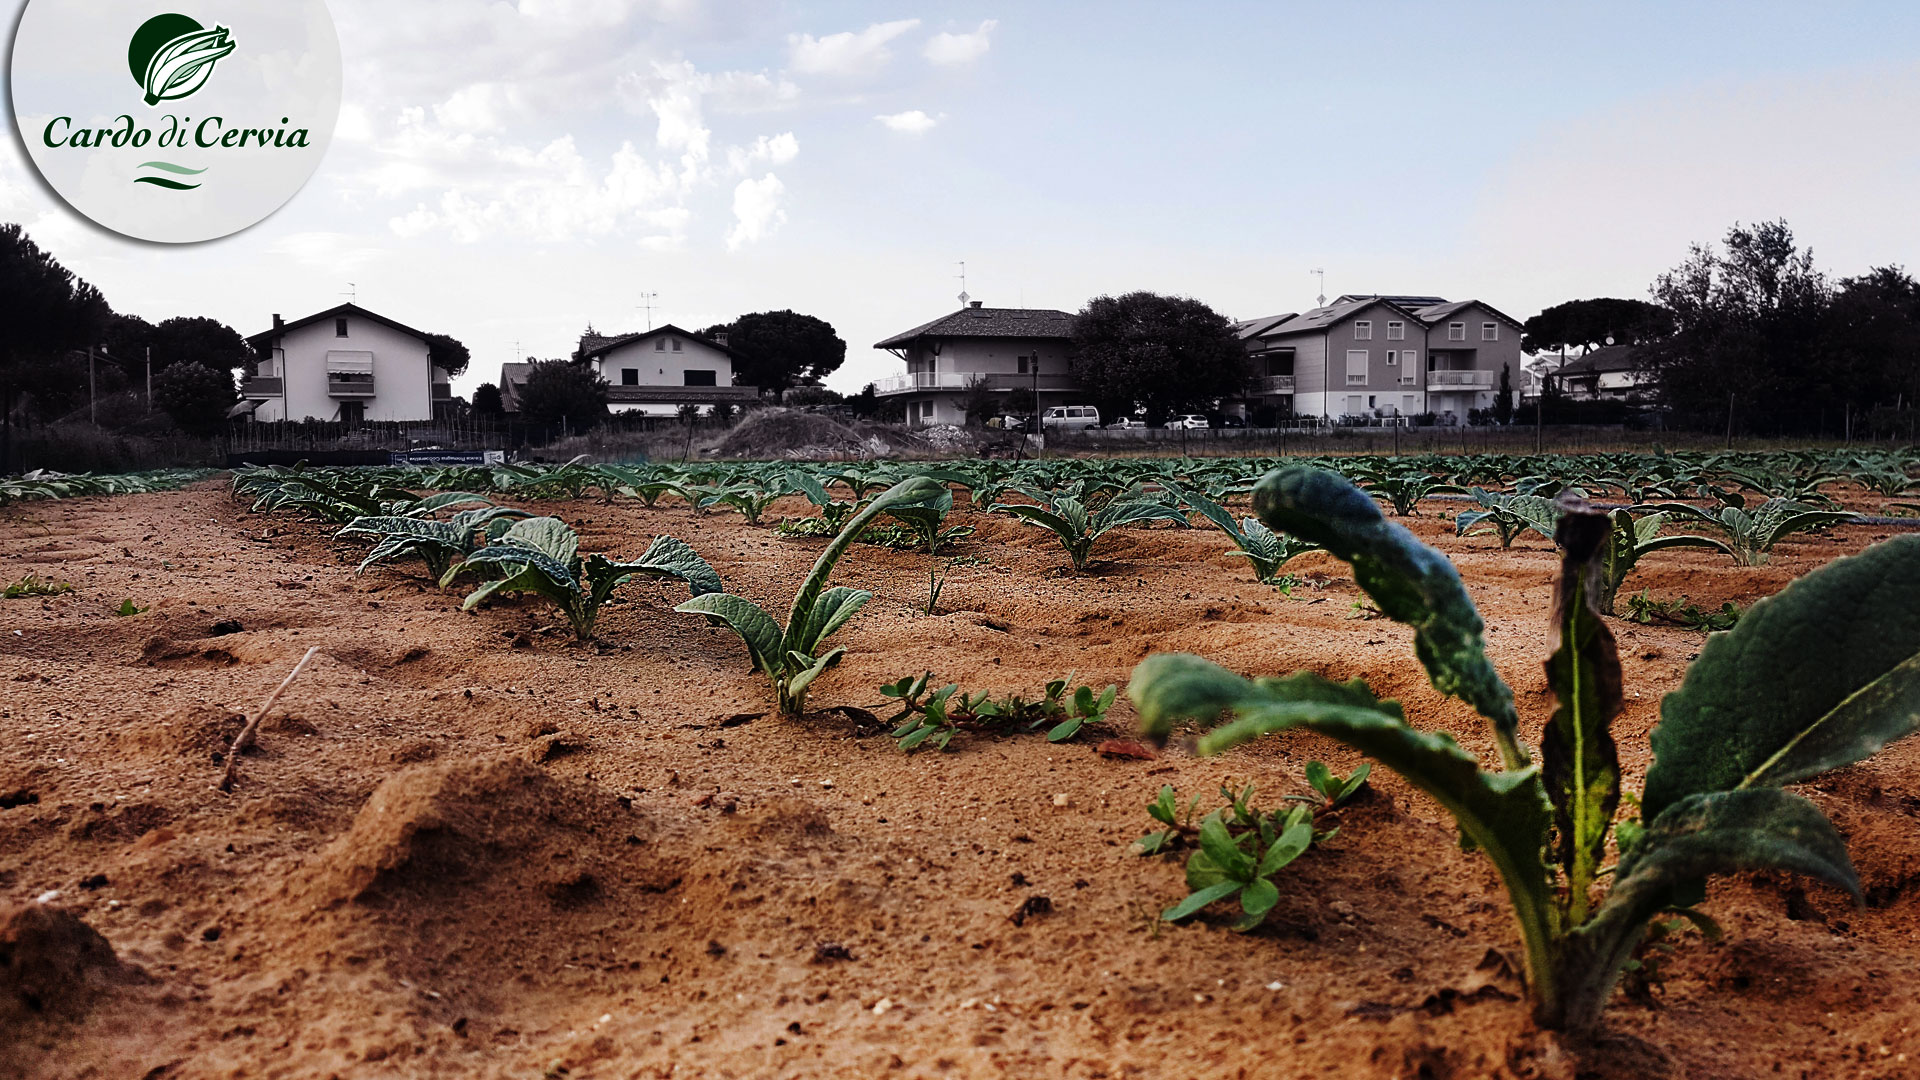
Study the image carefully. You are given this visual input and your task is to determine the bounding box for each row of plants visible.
[0,467,213,507]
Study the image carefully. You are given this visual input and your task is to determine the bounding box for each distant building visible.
[1540,344,1653,402]
[242,303,450,422]
[872,301,1080,426]
[1237,295,1524,423]
[571,325,759,416]
[497,361,533,413]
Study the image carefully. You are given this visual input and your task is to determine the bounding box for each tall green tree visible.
[517,360,609,430]
[1522,298,1672,354]
[1494,363,1515,425]
[471,382,505,418]
[708,311,844,402]
[151,361,236,436]
[148,316,251,373]
[1069,292,1246,424]
[426,332,472,379]
[1645,220,1831,431]
[0,224,110,472]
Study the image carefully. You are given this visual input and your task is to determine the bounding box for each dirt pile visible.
[0,902,146,1030]
[710,409,878,458]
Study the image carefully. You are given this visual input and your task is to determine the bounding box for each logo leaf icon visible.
[142,26,234,106]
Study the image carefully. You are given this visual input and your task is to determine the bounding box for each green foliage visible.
[1129,468,1919,1032]
[1353,467,1463,516]
[1161,798,1316,931]
[445,517,720,640]
[880,671,1115,751]
[1070,291,1247,421]
[0,468,210,507]
[114,598,148,616]
[515,359,610,429]
[1597,508,1733,615]
[718,310,847,401]
[992,489,1188,571]
[4,573,73,598]
[677,477,939,715]
[1624,591,1742,631]
[1254,467,1527,770]
[1646,498,1858,566]
[1454,487,1561,548]
[152,361,236,436]
[1299,761,1371,809]
[1161,480,1321,584]
[337,504,531,581]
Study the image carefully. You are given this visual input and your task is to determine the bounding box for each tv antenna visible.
[955,261,969,308]
[342,282,357,305]
[636,292,659,331]
[1310,268,1325,309]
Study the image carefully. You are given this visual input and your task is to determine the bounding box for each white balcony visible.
[1426,369,1497,390]
[872,371,1081,396]
[1251,375,1295,394]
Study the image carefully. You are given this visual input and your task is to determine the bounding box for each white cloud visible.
[924,20,996,66]
[726,132,799,174]
[726,173,787,250]
[788,19,920,77]
[876,110,940,135]
[432,84,523,134]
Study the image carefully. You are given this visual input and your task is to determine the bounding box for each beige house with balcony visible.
[873,302,1080,426]
[1239,295,1522,423]
[242,303,451,423]
[571,325,759,416]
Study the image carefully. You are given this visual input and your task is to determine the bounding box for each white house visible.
[243,303,450,422]
[572,325,759,416]
[872,301,1081,426]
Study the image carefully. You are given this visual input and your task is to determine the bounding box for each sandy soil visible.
[1,480,1917,1080]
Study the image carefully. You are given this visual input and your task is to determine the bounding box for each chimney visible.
[272,313,284,332]
[969,300,983,309]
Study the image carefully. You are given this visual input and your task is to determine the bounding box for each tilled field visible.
[2,482,1917,1079]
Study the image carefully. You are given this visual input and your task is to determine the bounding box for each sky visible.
[4,0,1919,399]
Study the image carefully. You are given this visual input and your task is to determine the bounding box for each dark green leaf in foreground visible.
[1643,534,1920,818]
[1251,467,1525,768]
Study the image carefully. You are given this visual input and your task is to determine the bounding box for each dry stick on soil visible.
[218,646,320,792]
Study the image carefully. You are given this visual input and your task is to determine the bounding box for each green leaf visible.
[1251,467,1526,769]
[1643,534,1920,819]
[1162,880,1242,922]
[1197,813,1252,879]
[675,593,785,677]
[1540,501,1624,924]
[1305,761,1333,798]
[1130,652,1556,1001]
[788,476,939,636]
[599,535,723,597]
[493,516,580,569]
[1257,817,1314,876]
[1553,787,1857,1030]
[1240,876,1280,919]
[1045,716,1084,742]
[789,586,872,657]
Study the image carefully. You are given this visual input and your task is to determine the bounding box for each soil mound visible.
[0,903,145,1029]
[292,756,665,911]
[711,408,875,458]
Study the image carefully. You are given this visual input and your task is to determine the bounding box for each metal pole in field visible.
[88,345,96,425]
[145,347,152,410]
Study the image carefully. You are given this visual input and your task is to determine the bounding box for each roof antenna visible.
[342,282,357,305]
[956,260,969,308]
[1310,268,1325,309]
[635,292,659,331]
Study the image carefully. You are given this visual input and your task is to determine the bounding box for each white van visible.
[1042,405,1101,429]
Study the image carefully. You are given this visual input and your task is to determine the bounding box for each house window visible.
[1448,322,1465,341]
[1402,351,1419,383]
[1386,351,1398,366]
[1367,395,1377,409]
[335,318,348,337]
[1345,395,1364,415]
[1017,356,1029,374]
[621,369,638,386]
[655,339,665,351]
[1482,322,1498,341]
[671,338,682,352]
[683,370,717,387]
[1346,349,1368,385]
[1387,321,1405,340]
[338,401,364,423]
[1353,320,1372,341]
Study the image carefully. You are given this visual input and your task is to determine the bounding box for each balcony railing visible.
[1250,375,1295,394]
[872,371,1081,396]
[1426,369,1497,389]
[327,374,376,397]
[241,377,283,398]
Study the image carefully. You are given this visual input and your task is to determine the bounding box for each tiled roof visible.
[247,302,433,346]
[575,324,740,362]
[1233,314,1296,340]
[874,306,1077,349]
[1547,345,1643,376]
[1410,299,1527,330]
[1256,297,1429,338]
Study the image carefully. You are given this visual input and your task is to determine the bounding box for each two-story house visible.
[872,301,1080,426]
[572,325,760,416]
[243,303,451,423]
[1241,295,1522,423]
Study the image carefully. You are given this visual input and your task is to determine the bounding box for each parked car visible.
[1217,414,1247,428]
[1105,416,1147,429]
[1042,405,1101,430]
[1163,414,1208,430]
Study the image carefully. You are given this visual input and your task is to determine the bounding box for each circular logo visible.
[9,0,342,243]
